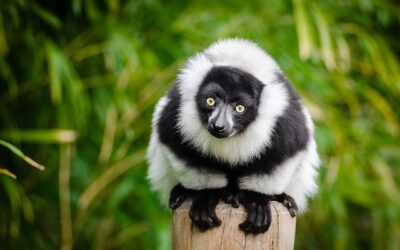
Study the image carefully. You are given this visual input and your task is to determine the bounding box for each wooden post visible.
[173,201,296,250]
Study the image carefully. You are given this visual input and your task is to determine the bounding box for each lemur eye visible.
[206,97,216,106]
[235,105,246,113]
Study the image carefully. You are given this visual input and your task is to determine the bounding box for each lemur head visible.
[195,66,264,138]
[177,38,288,163]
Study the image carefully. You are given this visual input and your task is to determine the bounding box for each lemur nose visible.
[212,124,226,132]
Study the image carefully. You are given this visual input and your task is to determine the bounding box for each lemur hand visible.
[189,189,223,230]
[238,190,273,234]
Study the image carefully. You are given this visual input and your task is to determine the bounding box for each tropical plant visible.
[1,0,399,249]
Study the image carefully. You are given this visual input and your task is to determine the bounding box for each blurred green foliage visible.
[1,0,400,249]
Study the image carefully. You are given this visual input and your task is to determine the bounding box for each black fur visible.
[195,66,264,135]
[237,190,273,234]
[157,67,308,234]
[169,184,193,209]
[157,68,308,181]
[272,193,298,217]
[188,188,224,230]
[169,184,298,233]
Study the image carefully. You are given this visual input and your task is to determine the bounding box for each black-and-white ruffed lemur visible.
[147,38,320,234]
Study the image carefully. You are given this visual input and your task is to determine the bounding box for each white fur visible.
[208,106,234,130]
[283,107,320,211]
[147,38,320,210]
[147,97,179,204]
[284,140,319,212]
[147,97,228,205]
[177,38,289,164]
[238,107,319,212]
[238,150,307,195]
[163,146,227,190]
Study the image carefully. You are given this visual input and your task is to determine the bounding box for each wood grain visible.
[173,201,296,250]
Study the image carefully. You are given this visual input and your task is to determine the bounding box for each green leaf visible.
[31,4,62,29]
[0,168,17,179]
[0,140,45,170]
[1,129,77,144]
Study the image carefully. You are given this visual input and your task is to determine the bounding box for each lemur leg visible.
[221,179,240,208]
[221,189,240,208]
[237,190,273,234]
[272,193,298,217]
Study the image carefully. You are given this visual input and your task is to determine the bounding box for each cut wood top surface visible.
[173,201,297,250]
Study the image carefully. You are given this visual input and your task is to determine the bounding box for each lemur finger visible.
[286,196,299,217]
[189,205,200,226]
[288,207,298,217]
[247,205,265,234]
[274,193,298,217]
[259,205,269,233]
[261,202,272,233]
[253,205,265,234]
[189,205,194,219]
[199,205,212,229]
[207,202,221,227]
[239,203,257,233]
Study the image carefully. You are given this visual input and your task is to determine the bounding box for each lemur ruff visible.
[147,38,320,234]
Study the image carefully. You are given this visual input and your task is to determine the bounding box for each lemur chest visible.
[163,136,287,176]
[191,156,283,177]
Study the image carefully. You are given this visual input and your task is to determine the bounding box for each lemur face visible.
[195,66,264,138]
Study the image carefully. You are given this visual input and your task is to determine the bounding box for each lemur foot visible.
[189,189,222,231]
[272,193,298,217]
[221,189,240,208]
[238,190,272,234]
[169,184,192,210]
